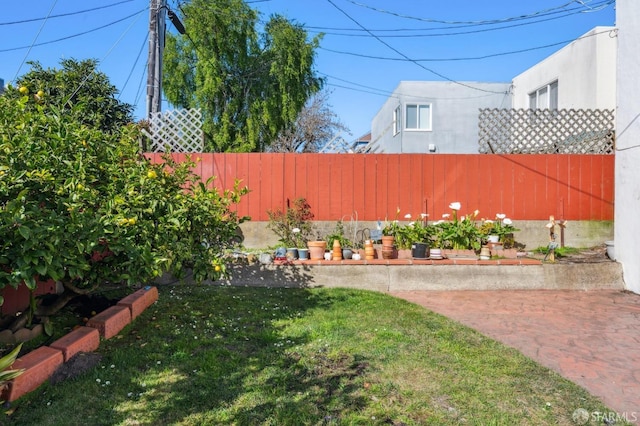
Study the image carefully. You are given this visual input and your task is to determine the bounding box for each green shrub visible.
[0,62,248,322]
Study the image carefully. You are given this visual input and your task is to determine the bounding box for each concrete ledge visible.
[211,261,625,292]
[49,326,100,362]
[86,305,131,339]
[117,286,159,319]
[3,346,64,402]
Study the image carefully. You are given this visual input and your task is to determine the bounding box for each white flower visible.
[404,213,412,219]
[473,209,480,217]
[449,202,461,211]
[420,213,428,218]
[484,219,494,224]
[434,220,444,225]
[496,213,506,220]
[545,222,554,228]
[408,221,415,226]
[292,228,300,233]
[442,213,450,219]
[503,218,513,225]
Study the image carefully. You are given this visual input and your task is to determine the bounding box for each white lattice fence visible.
[142,109,203,152]
[478,108,615,154]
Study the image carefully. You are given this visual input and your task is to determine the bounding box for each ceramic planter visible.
[298,248,309,260]
[307,241,327,260]
[411,242,429,259]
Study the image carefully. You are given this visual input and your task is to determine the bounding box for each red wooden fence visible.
[146,153,614,222]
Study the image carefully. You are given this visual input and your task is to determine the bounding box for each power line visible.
[325,0,508,95]
[0,0,134,26]
[119,32,150,99]
[13,0,59,81]
[302,3,612,39]
[343,0,613,26]
[320,27,616,63]
[0,9,148,54]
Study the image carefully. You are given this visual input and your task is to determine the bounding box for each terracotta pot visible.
[381,235,395,248]
[381,246,397,259]
[307,241,327,260]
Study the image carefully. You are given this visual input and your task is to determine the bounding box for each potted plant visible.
[267,196,314,255]
[324,220,355,260]
[480,214,519,246]
[397,213,431,258]
[434,203,482,254]
[291,228,309,260]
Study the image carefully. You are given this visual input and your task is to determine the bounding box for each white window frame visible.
[393,106,401,135]
[528,80,558,110]
[404,103,432,131]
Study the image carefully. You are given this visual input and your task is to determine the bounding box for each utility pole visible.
[146,0,185,119]
[147,0,167,118]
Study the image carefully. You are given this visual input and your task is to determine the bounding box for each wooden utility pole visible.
[146,0,166,118]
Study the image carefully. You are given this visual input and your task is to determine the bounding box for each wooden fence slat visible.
[147,153,614,222]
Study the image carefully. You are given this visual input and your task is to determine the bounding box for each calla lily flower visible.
[420,213,428,218]
[449,202,461,211]
[496,213,506,220]
[442,213,450,219]
[404,213,412,219]
[484,219,494,224]
[292,228,301,233]
[474,209,480,217]
[503,218,513,225]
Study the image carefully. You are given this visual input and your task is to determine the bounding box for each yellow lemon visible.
[76,184,84,190]
[19,86,28,95]
[214,265,221,272]
[37,90,44,98]
[128,217,137,225]
[147,170,157,179]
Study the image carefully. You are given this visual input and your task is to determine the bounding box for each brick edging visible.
[2,286,158,402]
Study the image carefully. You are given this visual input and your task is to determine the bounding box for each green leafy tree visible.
[163,0,323,152]
[0,62,248,328]
[7,58,133,134]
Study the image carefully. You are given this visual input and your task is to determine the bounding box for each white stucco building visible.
[511,26,616,111]
[615,1,640,294]
[370,26,617,154]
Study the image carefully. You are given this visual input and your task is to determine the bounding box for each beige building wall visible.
[512,26,617,110]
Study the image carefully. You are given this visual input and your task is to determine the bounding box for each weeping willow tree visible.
[163,0,324,152]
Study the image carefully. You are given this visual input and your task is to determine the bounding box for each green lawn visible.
[6,285,617,425]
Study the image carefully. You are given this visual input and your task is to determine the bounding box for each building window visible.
[405,103,432,131]
[393,106,401,135]
[529,80,558,110]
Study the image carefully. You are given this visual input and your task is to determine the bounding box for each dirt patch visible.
[49,352,103,385]
[528,244,613,264]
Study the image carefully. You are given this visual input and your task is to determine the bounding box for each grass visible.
[532,245,583,258]
[5,285,618,425]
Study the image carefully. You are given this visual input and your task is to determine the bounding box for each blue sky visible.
[0,0,616,142]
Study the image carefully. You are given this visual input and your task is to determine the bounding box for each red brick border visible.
[3,346,64,402]
[86,305,131,339]
[49,326,100,362]
[117,286,159,319]
[2,286,159,403]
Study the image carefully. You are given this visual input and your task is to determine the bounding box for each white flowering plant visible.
[479,213,519,246]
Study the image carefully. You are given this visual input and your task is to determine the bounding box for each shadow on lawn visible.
[110,284,371,425]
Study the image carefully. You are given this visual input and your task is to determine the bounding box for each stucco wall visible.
[371,81,511,154]
[615,2,640,294]
[511,26,616,110]
[238,220,613,253]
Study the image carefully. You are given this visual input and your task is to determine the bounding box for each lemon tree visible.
[0,62,248,322]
